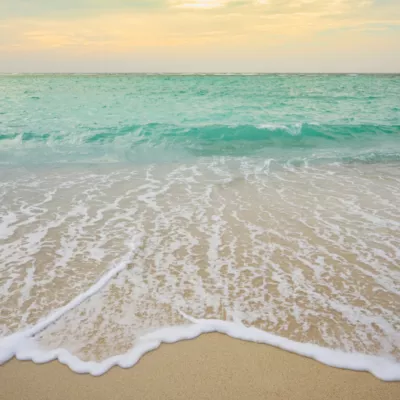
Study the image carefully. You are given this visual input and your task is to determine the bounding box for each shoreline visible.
[1,334,399,400]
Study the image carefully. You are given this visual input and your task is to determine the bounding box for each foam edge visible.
[0,238,399,380]
[1,316,399,380]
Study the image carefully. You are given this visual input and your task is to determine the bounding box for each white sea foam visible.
[257,122,303,135]
[0,243,141,364]
[1,310,399,380]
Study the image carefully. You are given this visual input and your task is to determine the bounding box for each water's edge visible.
[1,254,399,380]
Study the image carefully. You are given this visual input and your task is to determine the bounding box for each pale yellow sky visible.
[0,0,399,72]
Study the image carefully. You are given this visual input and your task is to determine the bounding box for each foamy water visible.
[0,74,399,379]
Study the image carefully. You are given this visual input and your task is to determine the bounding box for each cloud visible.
[2,0,398,19]
[0,0,399,72]
[0,1,167,18]
[170,0,239,8]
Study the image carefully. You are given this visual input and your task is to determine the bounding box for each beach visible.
[1,334,400,400]
[1,74,399,393]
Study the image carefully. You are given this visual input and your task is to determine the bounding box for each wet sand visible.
[1,333,399,400]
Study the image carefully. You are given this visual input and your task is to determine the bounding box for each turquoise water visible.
[1,74,399,164]
[1,75,400,376]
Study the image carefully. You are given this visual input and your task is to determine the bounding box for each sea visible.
[0,74,399,379]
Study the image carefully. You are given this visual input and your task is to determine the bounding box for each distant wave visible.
[0,122,399,163]
[1,122,399,143]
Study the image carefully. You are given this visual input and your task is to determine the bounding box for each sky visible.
[0,0,399,72]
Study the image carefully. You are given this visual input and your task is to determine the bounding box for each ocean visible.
[0,74,399,379]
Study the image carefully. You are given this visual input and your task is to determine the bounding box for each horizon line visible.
[1,72,399,75]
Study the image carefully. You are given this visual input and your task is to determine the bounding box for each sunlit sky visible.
[1,0,399,72]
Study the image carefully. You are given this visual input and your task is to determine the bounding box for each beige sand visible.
[1,333,399,400]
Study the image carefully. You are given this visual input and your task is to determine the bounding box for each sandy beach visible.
[1,75,400,399]
[1,333,399,400]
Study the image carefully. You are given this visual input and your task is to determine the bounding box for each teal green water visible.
[1,74,399,164]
